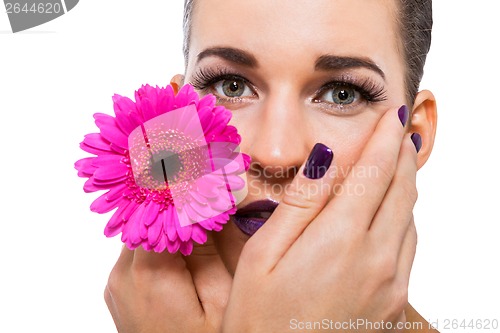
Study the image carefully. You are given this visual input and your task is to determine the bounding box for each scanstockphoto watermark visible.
[3,0,79,33]
[428,318,499,331]
[248,162,379,198]
[289,318,423,331]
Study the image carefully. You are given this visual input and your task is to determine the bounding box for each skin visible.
[105,0,438,332]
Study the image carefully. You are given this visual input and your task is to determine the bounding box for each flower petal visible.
[90,190,125,214]
[113,94,140,135]
[176,222,192,242]
[163,207,178,242]
[92,154,124,167]
[191,224,207,244]
[166,238,181,254]
[75,157,96,175]
[175,84,198,107]
[94,113,128,150]
[179,241,193,256]
[80,133,113,155]
[106,201,134,230]
[156,85,175,114]
[147,214,163,247]
[125,204,147,246]
[153,235,167,253]
[143,201,160,227]
[94,162,129,181]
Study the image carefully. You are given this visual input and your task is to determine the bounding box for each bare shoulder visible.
[405,303,440,333]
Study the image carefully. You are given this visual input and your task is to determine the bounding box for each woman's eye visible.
[318,86,360,105]
[214,79,254,98]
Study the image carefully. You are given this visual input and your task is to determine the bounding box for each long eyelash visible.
[319,75,388,103]
[190,67,250,91]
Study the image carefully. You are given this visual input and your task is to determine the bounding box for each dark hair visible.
[183,0,432,104]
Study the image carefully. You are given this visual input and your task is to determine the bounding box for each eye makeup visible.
[313,74,387,104]
[311,74,388,114]
[189,66,388,113]
[190,66,257,103]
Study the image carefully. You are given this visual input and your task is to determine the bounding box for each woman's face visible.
[183,0,409,273]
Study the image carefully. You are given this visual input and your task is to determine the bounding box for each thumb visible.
[243,143,335,271]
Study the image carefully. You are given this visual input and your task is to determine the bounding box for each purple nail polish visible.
[411,133,422,153]
[303,143,334,179]
[398,105,409,127]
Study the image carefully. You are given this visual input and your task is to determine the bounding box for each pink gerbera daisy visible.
[75,84,250,255]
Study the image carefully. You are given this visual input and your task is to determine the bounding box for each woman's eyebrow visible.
[315,55,386,80]
[197,47,258,67]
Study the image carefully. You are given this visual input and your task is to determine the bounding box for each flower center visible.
[150,151,183,183]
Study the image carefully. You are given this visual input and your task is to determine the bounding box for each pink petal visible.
[197,94,216,110]
[189,191,206,205]
[175,85,198,107]
[105,183,128,201]
[104,223,123,238]
[198,218,216,231]
[163,208,178,242]
[156,85,175,113]
[139,97,158,122]
[179,241,194,256]
[153,235,168,253]
[126,204,147,246]
[113,94,140,135]
[121,201,140,222]
[166,238,181,254]
[176,221,192,242]
[75,157,96,175]
[90,191,125,214]
[92,174,129,187]
[198,107,214,133]
[147,215,163,247]
[209,194,234,212]
[106,201,133,230]
[143,202,160,226]
[81,133,113,154]
[195,178,219,198]
[94,113,128,150]
[243,153,252,170]
[139,217,149,240]
[191,224,207,244]
[92,154,124,167]
[83,177,101,193]
[226,174,245,191]
[94,162,129,181]
[186,198,213,218]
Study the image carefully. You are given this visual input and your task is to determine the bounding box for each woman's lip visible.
[233,199,279,236]
[235,199,279,215]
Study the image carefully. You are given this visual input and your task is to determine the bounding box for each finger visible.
[184,232,232,323]
[325,105,408,232]
[131,247,203,315]
[133,244,184,269]
[245,143,335,271]
[105,245,134,306]
[369,134,418,250]
[397,216,417,283]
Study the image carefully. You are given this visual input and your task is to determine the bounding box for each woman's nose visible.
[243,89,310,179]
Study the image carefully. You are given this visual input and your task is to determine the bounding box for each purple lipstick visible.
[232,199,279,236]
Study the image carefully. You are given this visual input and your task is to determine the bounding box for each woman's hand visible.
[222,106,419,332]
[104,236,231,333]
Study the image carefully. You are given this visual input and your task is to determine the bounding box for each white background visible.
[0,1,498,332]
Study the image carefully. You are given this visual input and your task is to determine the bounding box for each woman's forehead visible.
[189,0,400,69]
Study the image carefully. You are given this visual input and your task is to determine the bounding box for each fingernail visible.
[303,143,334,179]
[398,105,409,127]
[411,133,422,153]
